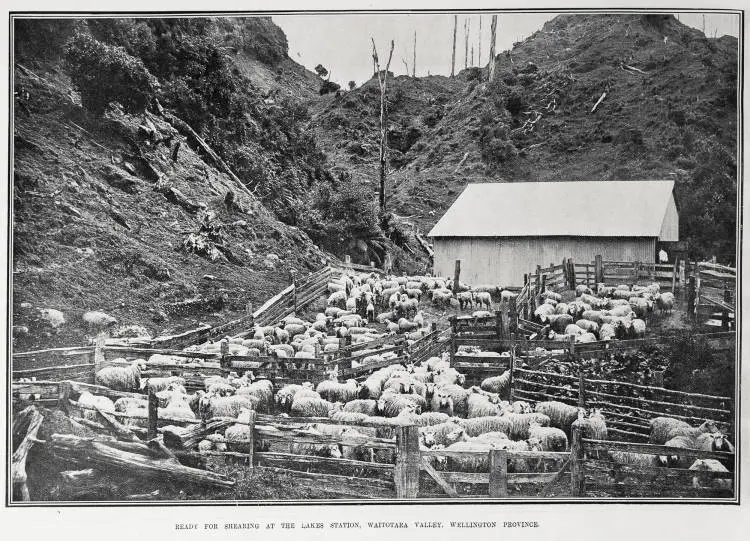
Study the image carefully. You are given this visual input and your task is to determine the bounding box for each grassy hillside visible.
[311,14,738,262]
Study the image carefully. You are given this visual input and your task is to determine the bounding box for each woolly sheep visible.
[505,412,551,440]
[528,422,568,452]
[480,371,511,396]
[545,313,574,333]
[689,459,732,491]
[599,323,616,341]
[649,417,691,445]
[575,319,599,334]
[430,384,468,417]
[467,393,501,418]
[534,401,579,433]
[574,409,608,441]
[77,391,115,421]
[664,420,719,442]
[317,379,359,403]
[419,422,467,448]
[199,394,257,420]
[377,394,421,417]
[290,428,343,459]
[275,383,304,412]
[458,416,511,437]
[236,379,274,413]
[290,395,342,418]
[343,398,378,416]
[82,310,117,329]
[656,292,675,314]
[95,359,144,392]
[113,396,148,413]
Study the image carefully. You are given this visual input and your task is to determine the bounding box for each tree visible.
[348,80,356,90]
[314,63,329,78]
[478,16,482,67]
[488,15,498,82]
[65,33,158,115]
[464,17,469,69]
[412,31,417,77]
[451,15,457,77]
[371,38,395,211]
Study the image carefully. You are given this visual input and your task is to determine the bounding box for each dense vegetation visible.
[59,18,391,263]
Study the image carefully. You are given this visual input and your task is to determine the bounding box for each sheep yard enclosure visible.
[10,255,737,503]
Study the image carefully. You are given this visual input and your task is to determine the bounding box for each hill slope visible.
[11,17,338,349]
[311,14,738,261]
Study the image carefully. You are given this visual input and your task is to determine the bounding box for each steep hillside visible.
[312,14,738,262]
[11,17,338,349]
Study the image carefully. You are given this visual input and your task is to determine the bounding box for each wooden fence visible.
[12,379,736,500]
[512,368,734,442]
[572,426,735,498]
[146,266,333,350]
[691,262,736,330]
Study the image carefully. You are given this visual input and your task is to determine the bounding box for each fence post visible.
[394,425,421,499]
[344,255,352,266]
[570,424,585,497]
[723,287,732,330]
[94,332,107,374]
[562,257,568,288]
[508,297,518,335]
[594,255,603,284]
[687,276,696,320]
[508,346,515,402]
[540,274,547,294]
[632,261,640,287]
[449,331,457,367]
[495,309,505,339]
[671,256,679,294]
[578,372,586,409]
[535,265,542,295]
[246,410,257,469]
[568,258,576,290]
[489,449,508,497]
[148,388,158,439]
[569,334,576,358]
[453,260,461,296]
[57,381,72,414]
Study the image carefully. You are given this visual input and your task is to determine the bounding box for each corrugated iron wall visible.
[433,236,656,286]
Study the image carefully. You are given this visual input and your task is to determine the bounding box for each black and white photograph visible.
[5,4,742,512]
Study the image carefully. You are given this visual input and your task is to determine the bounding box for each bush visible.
[65,33,159,115]
[505,88,526,116]
[320,80,341,95]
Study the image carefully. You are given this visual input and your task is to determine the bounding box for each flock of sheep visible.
[58,268,732,493]
[532,283,675,343]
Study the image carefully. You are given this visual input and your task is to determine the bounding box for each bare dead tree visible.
[478,16,482,66]
[402,58,409,75]
[471,45,474,67]
[464,17,469,69]
[412,31,417,77]
[451,15,457,77]
[488,15,498,82]
[372,38,395,211]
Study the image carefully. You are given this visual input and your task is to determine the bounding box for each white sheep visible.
[528,422,568,451]
[95,359,145,392]
[656,292,675,314]
[534,401,579,433]
[290,395,342,417]
[689,459,732,491]
[480,371,511,396]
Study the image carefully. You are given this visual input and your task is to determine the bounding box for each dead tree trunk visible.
[451,15,457,77]
[488,15,498,82]
[478,16,482,66]
[464,17,469,69]
[372,38,395,211]
[412,31,417,77]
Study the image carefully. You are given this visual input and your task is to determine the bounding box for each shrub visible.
[505,88,526,116]
[65,32,159,115]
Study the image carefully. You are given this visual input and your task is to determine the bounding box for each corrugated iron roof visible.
[427,180,676,238]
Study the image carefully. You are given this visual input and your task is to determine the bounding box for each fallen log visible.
[591,92,607,113]
[12,406,44,501]
[160,112,253,199]
[162,419,234,450]
[49,433,235,488]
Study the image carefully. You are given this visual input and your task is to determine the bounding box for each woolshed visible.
[427,180,679,287]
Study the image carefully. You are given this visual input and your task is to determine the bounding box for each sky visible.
[273,12,740,86]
